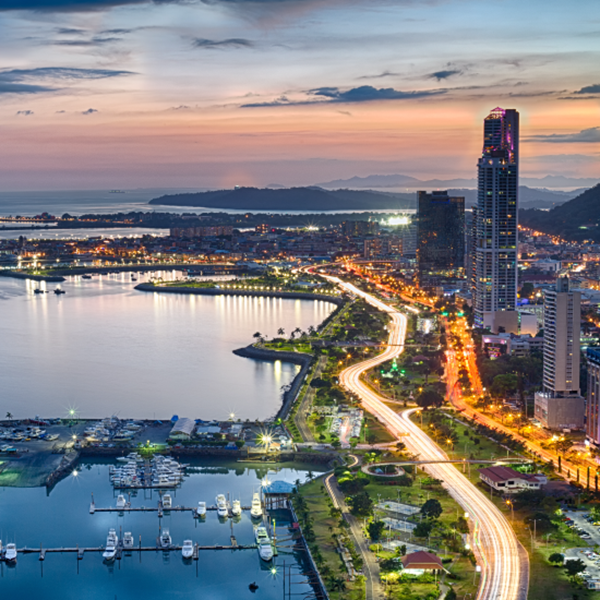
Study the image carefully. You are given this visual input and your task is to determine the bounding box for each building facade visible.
[473,107,519,328]
[586,347,600,445]
[534,277,584,430]
[416,190,465,280]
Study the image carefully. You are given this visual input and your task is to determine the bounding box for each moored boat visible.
[232,499,242,517]
[162,494,172,509]
[216,494,228,518]
[182,540,194,559]
[102,529,118,561]
[197,501,206,518]
[4,543,17,563]
[159,529,172,549]
[123,532,134,550]
[116,494,127,510]
[250,492,262,519]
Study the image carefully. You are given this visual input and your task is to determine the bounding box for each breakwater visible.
[233,344,313,421]
[0,271,66,282]
[134,282,345,305]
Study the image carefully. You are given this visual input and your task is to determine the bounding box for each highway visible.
[326,276,528,600]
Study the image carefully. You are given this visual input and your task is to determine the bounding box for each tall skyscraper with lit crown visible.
[473,107,519,329]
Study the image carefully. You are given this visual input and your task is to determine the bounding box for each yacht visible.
[162,494,172,509]
[4,543,17,563]
[82,274,92,279]
[116,494,127,510]
[250,493,262,519]
[216,494,228,518]
[159,529,172,549]
[102,529,118,561]
[231,499,242,517]
[122,532,134,550]
[181,540,194,559]
[54,288,66,295]
[197,501,206,518]
[254,528,273,562]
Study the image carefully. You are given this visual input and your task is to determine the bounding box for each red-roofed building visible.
[478,466,547,494]
[401,551,446,574]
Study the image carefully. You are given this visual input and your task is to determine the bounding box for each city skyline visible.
[0,0,599,190]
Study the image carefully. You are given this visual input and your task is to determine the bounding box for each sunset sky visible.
[0,0,598,190]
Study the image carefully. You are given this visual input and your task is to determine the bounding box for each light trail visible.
[325,275,527,600]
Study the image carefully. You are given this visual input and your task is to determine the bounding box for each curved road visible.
[327,276,528,600]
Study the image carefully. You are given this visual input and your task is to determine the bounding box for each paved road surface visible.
[326,275,529,600]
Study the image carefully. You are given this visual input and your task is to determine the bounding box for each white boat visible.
[102,529,118,561]
[197,501,206,518]
[232,499,242,517]
[250,492,262,519]
[116,494,127,509]
[4,543,17,563]
[182,539,194,559]
[159,529,172,549]
[216,494,228,518]
[254,528,273,562]
[162,494,172,509]
[123,532,134,550]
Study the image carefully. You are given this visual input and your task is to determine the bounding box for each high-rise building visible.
[586,347,600,445]
[534,277,584,430]
[473,107,519,329]
[416,190,465,280]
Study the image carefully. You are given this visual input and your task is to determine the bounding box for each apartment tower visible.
[473,107,519,329]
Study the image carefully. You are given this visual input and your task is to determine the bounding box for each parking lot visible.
[565,548,600,590]
[564,510,600,546]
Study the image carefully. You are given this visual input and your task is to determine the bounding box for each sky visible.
[0,0,598,190]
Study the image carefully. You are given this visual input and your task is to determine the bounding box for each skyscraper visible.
[416,190,465,282]
[534,277,584,430]
[473,108,519,329]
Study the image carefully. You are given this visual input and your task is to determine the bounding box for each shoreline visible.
[134,282,345,305]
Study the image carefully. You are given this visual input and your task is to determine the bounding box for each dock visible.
[90,500,252,518]
[1,543,257,563]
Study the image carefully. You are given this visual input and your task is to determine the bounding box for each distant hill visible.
[447,186,580,209]
[520,183,600,241]
[317,173,599,190]
[149,187,416,211]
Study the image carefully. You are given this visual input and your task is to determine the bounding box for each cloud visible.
[52,36,122,46]
[0,66,134,94]
[193,37,254,49]
[242,85,446,107]
[81,108,98,114]
[429,69,462,80]
[529,127,600,143]
[575,83,600,94]
[358,70,400,80]
[16,109,34,115]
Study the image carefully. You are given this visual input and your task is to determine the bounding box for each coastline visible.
[134,282,345,305]
[233,344,314,421]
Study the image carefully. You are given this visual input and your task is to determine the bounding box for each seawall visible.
[134,283,344,305]
[233,344,314,421]
[0,271,66,282]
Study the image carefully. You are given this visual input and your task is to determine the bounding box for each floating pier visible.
[89,502,251,518]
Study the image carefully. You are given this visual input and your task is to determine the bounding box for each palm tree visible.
[277,327,285,337]
[5,412,13,421]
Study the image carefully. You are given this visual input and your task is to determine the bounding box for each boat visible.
[159,529,172,549]
[232,499,242,517]
[249,582,259,592]
[162,494,172,509]
[116,494,127,510]
[54,288,66,295]
[197,501,206,518]
[250,492,262,519]
[122,532,134,550]
[4,543,17,563]
[181,540,194,559]
[82,274,92,279]
[216,494,228,518]
[102,529,118,561]
[33,288,44,294]
[254,527,274,562]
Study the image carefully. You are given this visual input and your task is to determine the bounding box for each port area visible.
[0,417,337,488]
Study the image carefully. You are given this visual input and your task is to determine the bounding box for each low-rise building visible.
[401,551,446,575]
[169,417,195,440]
[478,466,547,494]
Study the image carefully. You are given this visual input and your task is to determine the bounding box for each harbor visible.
[0,456,327,599]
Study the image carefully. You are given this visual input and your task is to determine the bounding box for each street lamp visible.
[506,499,514,522]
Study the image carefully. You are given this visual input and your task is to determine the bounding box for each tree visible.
[367,520,386,541]
[490,374,518,398]
[5,412,12,421]
[548,552,564,566]
[445,588,457,600]
[416,388,443,410]
[421,498,443,520]
[564,558,586,579]
[413,521,433,538]
[347,491,373,517]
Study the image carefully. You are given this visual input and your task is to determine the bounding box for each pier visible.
[89,501,252,519]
